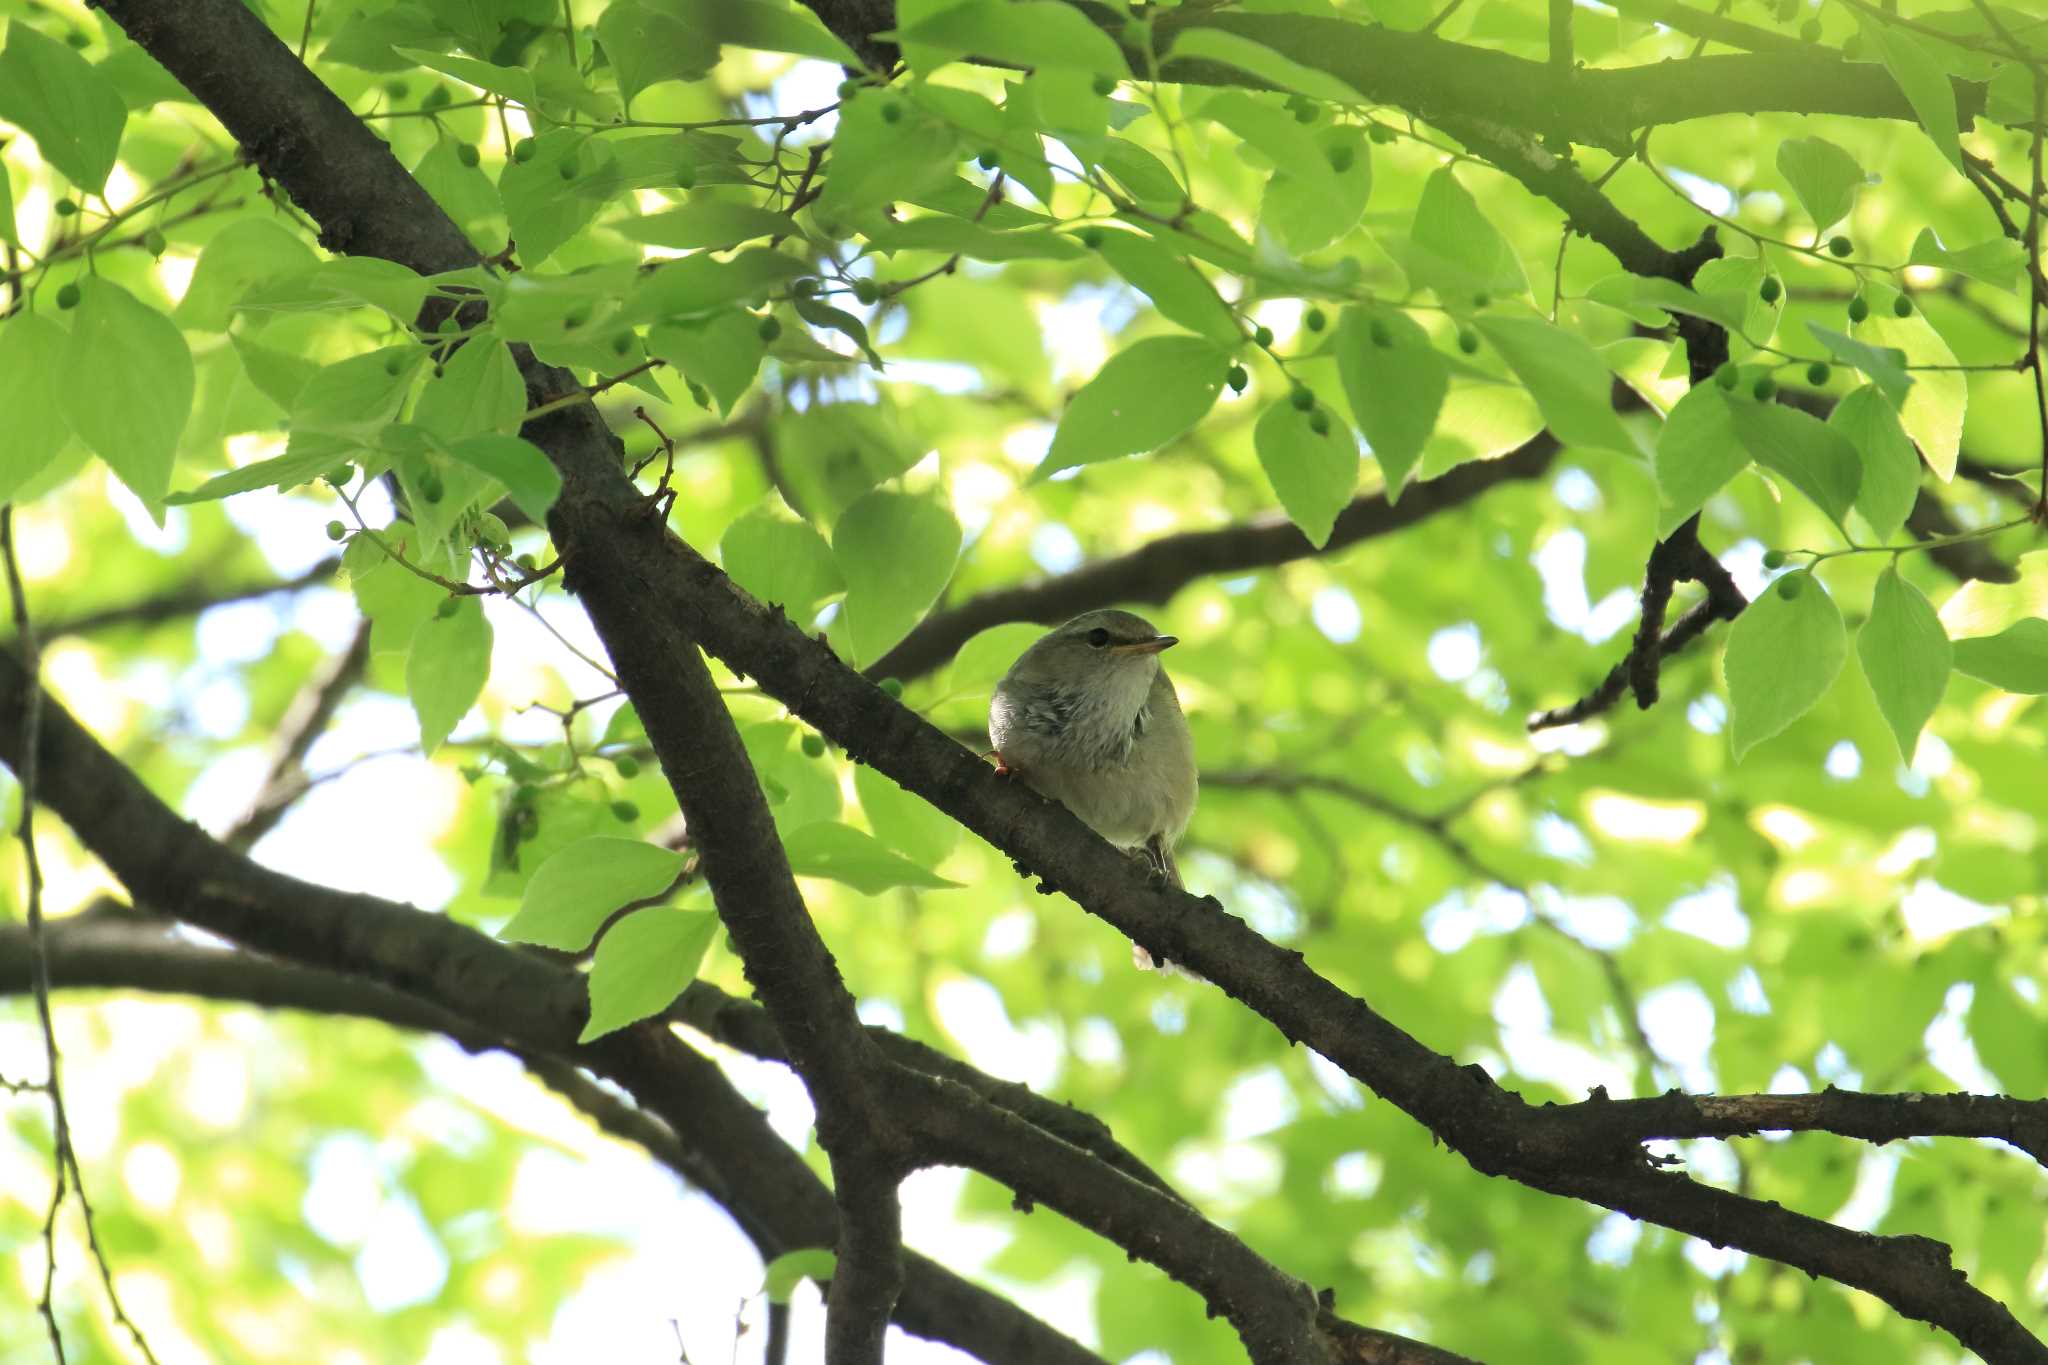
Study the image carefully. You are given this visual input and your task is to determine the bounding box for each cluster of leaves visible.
[3,0,2048,1358]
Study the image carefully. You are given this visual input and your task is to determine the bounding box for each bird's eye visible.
[1086,628,1110,648]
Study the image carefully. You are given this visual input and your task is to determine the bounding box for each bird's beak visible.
[1111,634,1177,655]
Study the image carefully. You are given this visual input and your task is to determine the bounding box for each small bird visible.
[989,609,1197,969]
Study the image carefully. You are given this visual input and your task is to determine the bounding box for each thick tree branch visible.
[869,438,1557,682]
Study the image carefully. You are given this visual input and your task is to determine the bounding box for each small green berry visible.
[1080,227,1106,249]
[54,198,77,217]
[611,801,640,822]
[689,381,711,408]
[1762,549,1788,569]
[1472,292,1490,309]
[1326,145,1354,173]
[1304,307,1327,332]
[435,597,462,619]
[423,86,450,110]
[1893,293,1913,317]
[793,278,819,297]
[515,553,537,572]
[801,734,827,758]
[55,282,80,310]
[1715,363,1739,390]
[880,101,902,124]
[852,278,879,305]
[610,332,633,356]
[837,79,861,100]
[1092,75,1117,97]
[1777,574,1806,600]
[456,142,480,168]
[385,353,407,375]
[325,464,355,486]
[64,29,89,49]
[1226,364,1249,393]
[1457,327,1479,354]
[563,307,591,330]
[757,316,782,342]
[325,520,347,542]
[1253,325,1275,348]
[1290,385,1315,411]
[385,80,412,100]
[879,677,904,699]
[1800,16,1821,41]
[1752,376,1777,401]
[1759,276,1782,304]
[976,150,998,170]
[613,756,641,777]
[1369,318,1392,348]
[1806,362,1830,386]
[438,315,462,334]
[512,139,537,163]
[143,228,168,257]
[1848,295,1870,323]
[419,470,446,503]
[1369,123,1395,145]
[559,158,579,181]
[1309,410,1331,436]
[674,165,697,191]
[1828,235,1852,257]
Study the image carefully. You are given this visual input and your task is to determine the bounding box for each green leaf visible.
[628,248,805,323]
[1334,306,1445,499]
[889,1,1125,74]
[947,622,1048,702]
[1473,316,1635,454]
[721,510,843,619]
[1855,283,1964,481]
[1165,28,1366,104]
[395,47,539,104]
[812,93,960,226]
[501,836,689,951]
[1806,324,1910,407]
[407,594,493,755]
[497,131,612,267]
[292,345,429,440]
[0,23,126,192]
[865,218,1083,263]
[0,313,72,502]
[763,1248,836,1303]
[1198,92,1333,185]
[1907,228,2026,293]
[446,435,560,523]
[1829,385,1918,541]
[854,764,960,866]
[1262,127,1372,255]
[649,311,765,415]
[613,202,799,251]
[661,0,863,66]
[165,445,351,505]
[1725,571,1847,760]
[593,0,716,109]
[1654,382,1747,535]
[175,219,320,333]
[1585,274,1748,336]
[347,529,452,656]
[1095,232,1240,346]
[0,156,17,246]
[783,821,960,893]
[58,279,193,506]
[579,908,718,1042]
[1952,618,2048,694]
[1728,400,1861,526]
[1970,980,2048,1094]
[1858,18,1965,172]
[792,296,884,368]
[833,491,960,666]
[1254,402,1357,549]
[1858,567,1950,762]
[1775,136,1868,232]
[1040,336,1229,477]
[413,339,528,442]
[231,335,321,412]
[1407,166,1527,298]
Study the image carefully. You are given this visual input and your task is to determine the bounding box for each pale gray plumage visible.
[989,609,1196,969]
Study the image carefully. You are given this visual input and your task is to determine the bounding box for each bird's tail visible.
[1132,836,1181,971]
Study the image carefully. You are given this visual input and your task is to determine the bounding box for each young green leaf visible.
[667,0,863,65]
[627,249,806,324]
[0,23,127,192]
[889,0,1125,73]
[1585,275,1749,336]
[721,510,843,620]
[1654,382,1748,535]
[1406,166,1528,298]
[854,765,960,866]
[1039,336,1229,477]
[1828,385,1918,541]
[0,313,72,503]
[175,219,320,332]
[812,93,960,225]
[58,279,194,506]
[1262,128,1372,256]
[1774,136,1868,232]
[612,201,800,251]
[497,130,614,267]
[593,0,717,109]
[413,338,528,441]
[1907,229,2026,293]
[648,311,765,415]
[833,491,961,665]
[1857,566,1950,761]
[501,837,690,950]
[1806,324,1911,407]
[1198,92,1333,188]
[1728,401,1861,526]
[782,821,961,893]
[1473,316,1635,455]
[1952,618,2048,694]
[446,435,560,523]
[407,594,492,755]
[1254,401,1357,548]
[1094,232,1240,346]
[763,1248,837,1303]
[579,907,718,1042]
[1725,571,1848,759]
[1164,29,1367,104]
[1857,18,1965,172]
[1334,306,1445,499]
[1854,284,1964,481]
